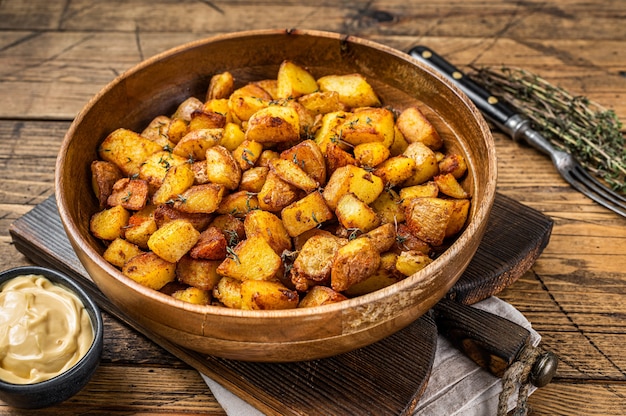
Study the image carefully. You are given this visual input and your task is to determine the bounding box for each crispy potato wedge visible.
[107,178,149,211]
[153,204,213,231]
[298,285,348,308]
[240,280,299,310]
[141,115,174,148]
[91,160,123,208]
[232,140,263,171]
[404,197,455,246]
[172,97,204,121]
[331,237,381,292]
[206,71,234,100]
[189,226,228,260]
[280,139,326,185]
[402,142,440,186]
[188,110,226,131]
[98,128,163,176]
[373,155,417,186]
[281,191,334,237]
[335,193,381,233]
[151,163,195,205]
[123,252,176,291]
[239,166,269,193]
[396,106,443,150]
[216,190,259,218]
[434,173,470,199]
[344,252,401,296]
[124,205,158,249]
[298,91,346,116]
[103,238,143,268]
[276,60,318,99]
[317,73,381,108]
[354,141,391,168]
[339,107,395,147]
[269,158,319,193]
[204,145,241,190]
[216,236,282,281]
[148,219,200,263]
[291,234,345,291]
[371,188,405,225]
[245,105,300,144]
[139,150,188,193]
[395,250,433,276]
[212,276,242,309]
[176,255,222,291]
[257,171,300,212]
[171,286,211,305]
[90,205,129,241]
[322,164,384,210]
[173,128,222,161]
[228,83,271,122]
[220,122,246,151]
[244,210,292,255]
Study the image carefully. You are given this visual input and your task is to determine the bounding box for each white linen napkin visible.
[201,297,540,415]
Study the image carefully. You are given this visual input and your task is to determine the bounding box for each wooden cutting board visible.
[9,192,552,415]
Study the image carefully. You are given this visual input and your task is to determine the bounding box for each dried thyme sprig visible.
[469,66,626,194]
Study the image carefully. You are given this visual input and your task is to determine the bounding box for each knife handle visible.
[434,298,558,387]
[409,45,525,138]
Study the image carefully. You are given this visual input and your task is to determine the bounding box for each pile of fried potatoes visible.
[89,60,471,310]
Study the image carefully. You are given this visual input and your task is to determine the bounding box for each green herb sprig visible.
[470,66,626,193]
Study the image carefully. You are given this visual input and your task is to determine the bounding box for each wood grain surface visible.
[1,1,626,415]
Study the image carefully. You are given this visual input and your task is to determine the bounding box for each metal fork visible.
[409,45,626,218]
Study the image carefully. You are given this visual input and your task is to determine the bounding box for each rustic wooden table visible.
[1,1,625,415]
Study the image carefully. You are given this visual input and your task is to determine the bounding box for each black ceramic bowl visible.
[0,266,104,409]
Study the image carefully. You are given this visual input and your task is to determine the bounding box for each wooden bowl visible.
[55,29,497,362]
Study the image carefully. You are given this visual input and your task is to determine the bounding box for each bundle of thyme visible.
[469,66,626,194]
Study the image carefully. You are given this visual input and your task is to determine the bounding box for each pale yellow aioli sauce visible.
[0,274,94,384]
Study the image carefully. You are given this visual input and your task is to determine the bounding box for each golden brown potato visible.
[373,155,417,186]
[167,117,188,144]
[232,140,263,171]
[216,235,282,281]
[324,142,357,173]
[438,153,468,179]
[291,234,345,291]
[153,204,213,231]
[122,252,176,291]
[216,190,259,218]
[219,122,246,151]
[396,107,443,150]
[210,214,246,245]
[240,280,299,310]
[176,255,222,291]
[389,125,410,156]
[445,198,470,238]
[151,163,195,205]
[98,128,163,176]
[172,97,204,122]
[124,205,157,249]
[394,223,431,254]
[103,238,143,268]
[280,139,326,185]
[344,252,402,296]
[370,188,405,225]
[276,60,318,99]
[335,193,381,233]
[395,250,433,276]
[245,105,300,144]
[359,223,397,253]
[91,160,123,208]
[173,128,222,161]
[243,210,292,255]
[203,98,231,123]
[434,173,470,199]
[206,71,234,100]
[339,107,395,147]
[322,164,384,210]
[317,73,381,108]
[331,237,381,292]
[228,83,272,122]
[239,166,269,193]
[313,111,350,153]
[147,219,201,263]
[90,205,130,241]
[213,276,243,309]
[404,197,455,246]
[402,142,440,186]
[106,178,149,211]
[171,286,211,305]
[353,141,390,168]
[298,286,348,308]
[257,171,300,212]
[298,91,346,116]
[141,115,175,148]
[138,150,188,193]
[281,191,334,237]
[189,226,228,260]
[188,110,226,131]
[269,158,319,193]
[204,145,241,190]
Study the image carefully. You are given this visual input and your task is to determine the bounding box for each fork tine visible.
[565,163,626,216]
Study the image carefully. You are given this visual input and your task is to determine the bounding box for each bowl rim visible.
[0,266,104,389]
[55,28,497,320]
